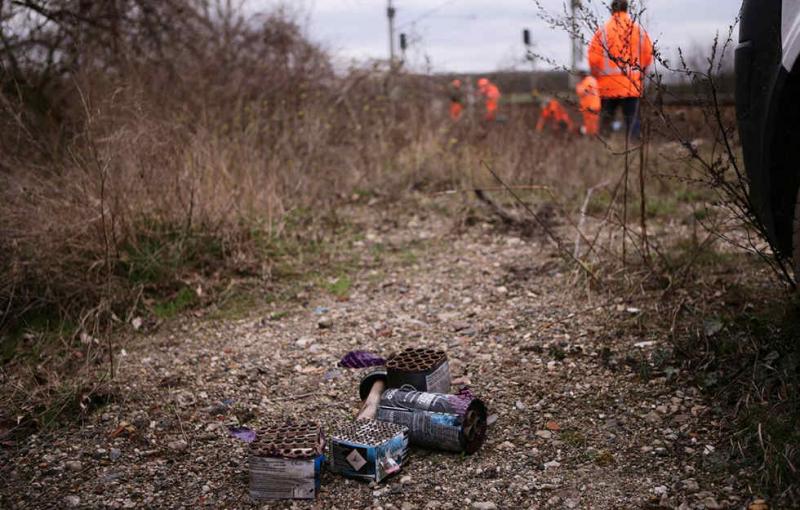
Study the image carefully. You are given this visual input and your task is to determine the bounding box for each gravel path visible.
[1,199,751,509]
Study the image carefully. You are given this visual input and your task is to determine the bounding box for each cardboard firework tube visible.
[356,367,387,421]
[375,388,488,454]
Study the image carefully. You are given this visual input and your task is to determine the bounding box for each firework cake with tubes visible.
[385,347,451,394]
[248,422,325,501]
[328,419,409,483]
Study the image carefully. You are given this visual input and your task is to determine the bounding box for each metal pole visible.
[570,0,582,84]
[388,0,396,65]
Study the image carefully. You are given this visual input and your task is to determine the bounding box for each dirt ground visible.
[0,196,758,510]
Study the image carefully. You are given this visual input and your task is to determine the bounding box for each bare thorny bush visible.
[533,3,760,279]
[533,1,799,502]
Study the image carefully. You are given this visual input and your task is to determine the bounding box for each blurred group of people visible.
[447,77,501,122]
[534,70,599,136]
[447,0,652,142]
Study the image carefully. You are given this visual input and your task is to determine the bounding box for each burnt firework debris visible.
[331,419,407,446]
[386,347,446,373]
[249,422,324,459]
[329,419,409,483]
[386,347,451,394]
[248,422,325,501]
[376,388,488,454]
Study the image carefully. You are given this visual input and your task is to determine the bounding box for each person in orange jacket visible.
[588,0,653,140]
[478,78,501,121]
[535,97,574,134]
[448,79,464,121]
[575,71,601,136]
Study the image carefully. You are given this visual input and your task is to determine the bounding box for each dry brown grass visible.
[0,8,416,331]
[1,4,797,504]
[0,3,608,435]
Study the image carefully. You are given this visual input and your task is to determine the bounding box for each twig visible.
[474,189,525,226]
[639,116,651,263]
[622,127,631,267]
[273,392,316,402]
[479,160,599,283]
[435,185,551,195]
[74,80,115,379]
[574,181,610,259]
[533,299,614,334]
[584,164,628,259]
[534,185,611,260]
[174,406,188,444]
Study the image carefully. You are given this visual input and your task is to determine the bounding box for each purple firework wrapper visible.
[339,351,386,369]
[229,426,257,443]
[446,387,477,416]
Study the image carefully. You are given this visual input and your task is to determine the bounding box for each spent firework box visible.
[328,419,409,483]
[248,422,325,500]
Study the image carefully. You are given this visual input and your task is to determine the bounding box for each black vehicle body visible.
[736,0,800,257]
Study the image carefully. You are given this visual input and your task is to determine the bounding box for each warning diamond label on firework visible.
[346,449,367,471]
[329,420,409,483]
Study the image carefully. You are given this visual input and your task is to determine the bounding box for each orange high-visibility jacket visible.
[576,76,601,113]
[482,84,501,105]
[588,12,653,98]
[536,99,574,132]
[482,84,501,119]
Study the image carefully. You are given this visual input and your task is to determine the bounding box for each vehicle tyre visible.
[793,186,800,281]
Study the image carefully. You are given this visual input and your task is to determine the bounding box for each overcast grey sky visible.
[249,0,740,73]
